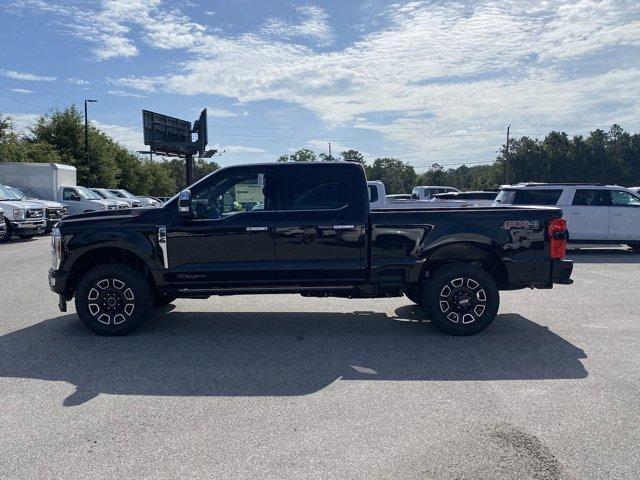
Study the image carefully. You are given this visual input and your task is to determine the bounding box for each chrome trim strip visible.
[158,226,168,269]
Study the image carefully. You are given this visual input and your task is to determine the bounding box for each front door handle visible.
[332,224,356,230]
[246,226,270,232]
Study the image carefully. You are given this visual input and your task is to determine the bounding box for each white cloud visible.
[1,69,56,81]
[10,88,33,94]
[90,120,145,152]
[214,144,267,154]
[2,113,40,135]
[261,5,334,46]
[67,77,90,86]
[206,108,240,117]
[108,89,147,98]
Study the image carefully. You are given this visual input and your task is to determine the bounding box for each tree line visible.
[1,106,638,196]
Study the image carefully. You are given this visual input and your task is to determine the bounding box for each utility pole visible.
[84,99,98,177]
[186,153,194,186]
[328,142,332,159]
[505,124,511,184]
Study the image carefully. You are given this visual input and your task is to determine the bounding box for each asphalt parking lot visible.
[0,237,638,479]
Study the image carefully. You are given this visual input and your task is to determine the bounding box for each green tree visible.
[341,149,365,163]
[366,157,418,194]
[318,153,336,161]
[289,149,317,162]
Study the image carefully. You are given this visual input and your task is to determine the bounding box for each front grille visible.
[46,208,64,219]
[118,204,128,209]
[26,208,44,219]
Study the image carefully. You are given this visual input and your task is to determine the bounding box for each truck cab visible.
[59,186,119,215]
[0,184,46,241]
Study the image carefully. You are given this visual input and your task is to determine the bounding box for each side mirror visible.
[178,190,193,219]
[71,193,81,201]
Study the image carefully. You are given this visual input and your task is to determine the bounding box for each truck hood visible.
[59,206,163,226]
[25,199,65,208]
[0,200,45,210]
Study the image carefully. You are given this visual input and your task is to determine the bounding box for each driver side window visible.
[611,190,640,207]
[191,170,272,220]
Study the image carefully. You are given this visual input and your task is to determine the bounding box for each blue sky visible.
[1,0,639,171]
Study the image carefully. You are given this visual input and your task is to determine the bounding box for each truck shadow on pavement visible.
[0,308,588,406]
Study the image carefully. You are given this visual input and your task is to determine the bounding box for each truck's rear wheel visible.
[1,219,12,242]
[75,263,152,336]
[423,263,499,336]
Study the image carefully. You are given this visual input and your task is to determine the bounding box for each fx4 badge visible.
[504,220,540,230]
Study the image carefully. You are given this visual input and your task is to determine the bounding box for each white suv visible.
[495,183,640,250]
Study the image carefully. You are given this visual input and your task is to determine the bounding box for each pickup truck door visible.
[608,190,640,241]
[61,187,83,215]
[565,189,610,241]
[166,166,277,287]
[274,166,367,284]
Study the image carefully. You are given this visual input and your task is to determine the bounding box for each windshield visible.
[494,190,515,204]
[0,185,21,200]
[95,189,117,198]
[76,186,103,200]
[114,189,135,198]
[6,186,26,199]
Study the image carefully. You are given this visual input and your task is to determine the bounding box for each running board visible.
[177,285,356,297]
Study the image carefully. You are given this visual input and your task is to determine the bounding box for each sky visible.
[1,0,639,171]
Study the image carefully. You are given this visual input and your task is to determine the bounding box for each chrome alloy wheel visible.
[439,276,487,325]
[87,278,135,325]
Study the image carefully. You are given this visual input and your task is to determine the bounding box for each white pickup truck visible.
[368,181,473,209]
[0,184,46,241]
[495,183,640,250]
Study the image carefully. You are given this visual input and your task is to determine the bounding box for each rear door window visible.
[368,185,379,203]
[512,189,562,205]
[283,169,350,211]
[572,189,611,206]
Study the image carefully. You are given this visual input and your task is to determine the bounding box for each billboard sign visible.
[142,110,193,155]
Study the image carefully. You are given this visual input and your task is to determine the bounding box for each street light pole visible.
[84,99,97,175]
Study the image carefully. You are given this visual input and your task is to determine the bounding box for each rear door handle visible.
[246,226,270,232]
[569,212,582,215]
[332,224,356,230]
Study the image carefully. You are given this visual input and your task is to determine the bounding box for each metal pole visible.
[186,153,194,186]
[505,124,511,184]
[84,100,89,173]
[328,142,332,159]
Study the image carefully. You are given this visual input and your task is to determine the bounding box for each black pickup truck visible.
[49,162,573,336]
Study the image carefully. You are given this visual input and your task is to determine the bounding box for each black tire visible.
[404,288,423,306]
[154,292,177,308]
[75,263,152,336]
[422,263,499,336]
[1,219,12,242]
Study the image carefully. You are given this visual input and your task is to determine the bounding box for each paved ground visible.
[0,237,638,479]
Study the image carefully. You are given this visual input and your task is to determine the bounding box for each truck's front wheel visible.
[75,263,152,336]
[1,219,12,242]
[423,263,499,336]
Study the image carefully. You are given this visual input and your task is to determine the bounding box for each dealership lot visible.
[1,238,638,479]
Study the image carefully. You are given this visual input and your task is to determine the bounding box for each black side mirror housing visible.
[178,190,193,219]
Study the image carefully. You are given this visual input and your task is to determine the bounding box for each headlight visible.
[13,208,25,220]
[51,227,62,269]
[100,204,107,210]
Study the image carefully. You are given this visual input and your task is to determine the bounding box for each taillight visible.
[547,218,567,259]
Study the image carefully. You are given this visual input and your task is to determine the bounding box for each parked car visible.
[411,185,460,200]
[432,191,498,207]
[494,183,640,250]
[368,181,473,209]
[91,188,140,208]
[629,187,640,194]
[4,185,68,232]
[107,189,161,208]
[0,184,46,241]
[49,162,572,337]
[0,162,119,215]
[0,207,5,239]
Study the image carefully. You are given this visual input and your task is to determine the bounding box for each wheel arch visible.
[66,245,156,297]
[420,241,509,288]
